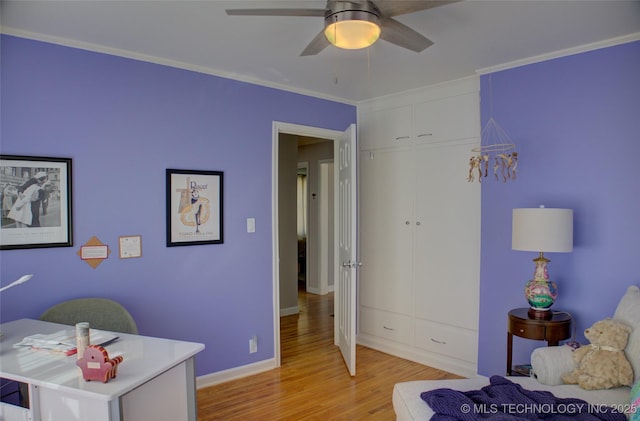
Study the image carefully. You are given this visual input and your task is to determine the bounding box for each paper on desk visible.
[14,329,119,355]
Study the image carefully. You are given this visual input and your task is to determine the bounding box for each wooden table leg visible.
[507,332,513,376]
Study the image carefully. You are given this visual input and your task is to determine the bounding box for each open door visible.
[335,124,357,376]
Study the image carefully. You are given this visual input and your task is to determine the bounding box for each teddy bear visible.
[562,318,634,390]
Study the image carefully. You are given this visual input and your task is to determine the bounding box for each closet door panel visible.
[368,105,413,149]
[414,93,480,144]
[359,149,414,315]
[413,141,481,330]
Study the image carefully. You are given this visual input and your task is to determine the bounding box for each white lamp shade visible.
[512,208,573,252]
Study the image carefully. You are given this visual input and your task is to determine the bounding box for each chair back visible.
[39,298,138,334]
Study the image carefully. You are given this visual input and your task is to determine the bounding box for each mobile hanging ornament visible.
[469,76,518,183]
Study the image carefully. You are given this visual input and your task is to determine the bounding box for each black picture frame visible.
[0,155,73,250]
[166,169,223,247]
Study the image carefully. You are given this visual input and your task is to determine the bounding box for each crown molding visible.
[477,33,640,75]
[1,27,356,106]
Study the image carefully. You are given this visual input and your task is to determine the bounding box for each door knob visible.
[342,261,362,268]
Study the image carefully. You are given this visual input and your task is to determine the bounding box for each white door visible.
[335,124,357,376]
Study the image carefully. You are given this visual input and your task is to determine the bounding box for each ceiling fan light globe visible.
[324,20,381,49]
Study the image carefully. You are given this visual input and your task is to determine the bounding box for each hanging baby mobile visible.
[469,76,518,183]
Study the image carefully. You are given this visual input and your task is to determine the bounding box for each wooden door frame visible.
[296,161,310,293]
[317,158,334,296]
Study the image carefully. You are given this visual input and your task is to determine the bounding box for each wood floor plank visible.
[197,287,462,420]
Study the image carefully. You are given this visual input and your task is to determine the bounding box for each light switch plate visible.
[247,218,255,233]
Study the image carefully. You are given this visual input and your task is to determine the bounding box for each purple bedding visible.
[421,375,626,421]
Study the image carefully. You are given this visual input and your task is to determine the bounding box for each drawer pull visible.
[394,136,410,141]
[519,329,525,333]
[430,338,446,345]
[417,133,433,138]
[383,326,395,331]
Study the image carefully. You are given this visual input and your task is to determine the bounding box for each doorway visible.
[296,156,334,296]
[272,122,355,369]
[276,134,333,317]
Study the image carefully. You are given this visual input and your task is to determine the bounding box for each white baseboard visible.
[279,305,299,317]
[196,358,277,389]
[306,286,321,295]
[306,286,334,295]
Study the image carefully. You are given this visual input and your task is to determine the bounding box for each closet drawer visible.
[415,319,477,363]
[360,307,413,345]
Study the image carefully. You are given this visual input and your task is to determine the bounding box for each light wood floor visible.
[197,286,462,420]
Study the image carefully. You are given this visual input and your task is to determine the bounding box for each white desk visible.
[0,318,204,421]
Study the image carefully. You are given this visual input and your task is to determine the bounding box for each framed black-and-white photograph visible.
[166,169,223,247]
[0,155,73,250]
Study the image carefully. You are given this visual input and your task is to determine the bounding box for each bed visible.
[393,376,631,421]
[393,285,640,420]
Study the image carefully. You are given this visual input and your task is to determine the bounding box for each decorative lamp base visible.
[528,307,553,320]
[524,252,558,317]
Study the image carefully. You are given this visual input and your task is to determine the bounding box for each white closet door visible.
[359,149,415,315]
[413,141,481,329]
[414,93,480,144]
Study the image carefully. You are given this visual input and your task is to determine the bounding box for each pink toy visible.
[77,345,124,383]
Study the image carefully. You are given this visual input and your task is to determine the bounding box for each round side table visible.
[506,308,572,376]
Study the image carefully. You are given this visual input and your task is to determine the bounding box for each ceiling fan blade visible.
[373,0,461,18]
[300,30,331,56]
[226,8,326,17]
[379,17,433,52]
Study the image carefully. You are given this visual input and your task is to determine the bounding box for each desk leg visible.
[28,383,40,421]
[185,357,197,421]
[506,332,513,376]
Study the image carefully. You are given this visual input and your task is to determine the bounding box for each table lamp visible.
[0,274,33,293]
[512,206,573,319]
[0,274,33,337]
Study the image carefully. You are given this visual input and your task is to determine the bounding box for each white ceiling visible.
[2,1,640,103]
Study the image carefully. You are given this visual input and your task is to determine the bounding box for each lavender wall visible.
[0,35,356,376]
[478,41,640,376]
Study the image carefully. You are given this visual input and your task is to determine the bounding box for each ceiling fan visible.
[226,1,458,56]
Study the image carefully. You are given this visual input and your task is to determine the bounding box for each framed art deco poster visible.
[166,169,223,247]
[0,155,73,250]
